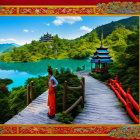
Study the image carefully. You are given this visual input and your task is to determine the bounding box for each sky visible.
[0,16,130,45]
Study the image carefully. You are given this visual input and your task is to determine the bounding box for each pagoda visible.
[90,31,113,73]
[39,32,53,42]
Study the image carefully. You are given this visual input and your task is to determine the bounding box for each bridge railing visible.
[63,76,85,114]
[26,81,34,105]
[106,75,139,124]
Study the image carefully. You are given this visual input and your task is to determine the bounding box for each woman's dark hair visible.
[48,68,53,75]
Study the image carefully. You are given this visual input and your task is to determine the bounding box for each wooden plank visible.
[65,96,82,114]
[67,85,82,90]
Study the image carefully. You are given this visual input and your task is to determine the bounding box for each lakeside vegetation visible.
[0,68,83,124]
[0,78,13,86]
[90,29,139,103]
[0,16,139,123]
[0,17,138,62]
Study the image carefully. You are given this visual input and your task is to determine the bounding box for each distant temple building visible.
[89,31,113,73]
[39,32,53,42]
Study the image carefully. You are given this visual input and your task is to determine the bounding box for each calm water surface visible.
[0,58,93,90]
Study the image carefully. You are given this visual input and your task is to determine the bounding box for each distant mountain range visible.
[0,43,20,53]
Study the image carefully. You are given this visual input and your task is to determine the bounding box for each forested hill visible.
[75,16,139,41]
[0,16,139,62]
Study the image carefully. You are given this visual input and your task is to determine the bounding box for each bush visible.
[0,78,13,86]
[54,69,82,123]
[89,72,111,82]
[0,67,83,124]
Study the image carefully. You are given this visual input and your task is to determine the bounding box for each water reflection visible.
[0,58,92,90]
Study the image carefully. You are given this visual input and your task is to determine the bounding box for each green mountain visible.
[0,16,139,62]
[76,16,139,40]
[0,43,20,53]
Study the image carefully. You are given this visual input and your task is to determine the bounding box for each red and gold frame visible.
[0,1,140,139]
[0,2,140,16]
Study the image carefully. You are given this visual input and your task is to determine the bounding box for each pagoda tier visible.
[39,32,53,42]
[89,31,113,73]
[91,56,112,60]
[90,58,113,63]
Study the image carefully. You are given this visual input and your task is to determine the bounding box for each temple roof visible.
[94,54,110,57]
[92,55,112,59]
[94,51,110,55]
[90,59,113,63]
[90,31,113,64]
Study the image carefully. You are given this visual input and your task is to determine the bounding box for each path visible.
[5,72,133,124]
[73,72,133,124]
[5,91,62,124]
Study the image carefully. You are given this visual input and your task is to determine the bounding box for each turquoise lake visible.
[0,58,93,91]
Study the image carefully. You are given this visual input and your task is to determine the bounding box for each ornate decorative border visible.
[0,125,140,139]
[97,1,140,14]
[0,1,140,139]
[0,2,140,15]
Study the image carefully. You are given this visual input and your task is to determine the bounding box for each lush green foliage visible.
[0,33,99,62]
[0,76,49,124]
[1,17,138,62]
[0,78,13,86]
[9,76,49,115]
[0,84,14,124]
[91,28,139,104]
[77,16,139,40]
[0,68,82,124]
[89,73,111,82]
[0,16,139,123]
[108,30,139,103]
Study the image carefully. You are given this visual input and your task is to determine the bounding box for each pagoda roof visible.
[94,54,111,57]
[90,59,114,63]
[91,56,112,59]
[89,31,113,64]
[94,50,111,54]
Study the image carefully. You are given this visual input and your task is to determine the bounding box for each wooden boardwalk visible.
[5,91,62,124]
[73,72,133,124]
[5,72,133,124]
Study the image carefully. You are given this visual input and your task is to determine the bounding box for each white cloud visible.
[0,38,16,44]
[0,38,30,46]
[23,29,29,32]
[80,26,92,32]
[53,16,82,26]
[45,23,50,26]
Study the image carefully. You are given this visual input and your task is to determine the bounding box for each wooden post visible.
[30,81,34,101]
[27,84,30,105]
[91,62,92,72]
[63,81,67,111]
[81,77,85,104]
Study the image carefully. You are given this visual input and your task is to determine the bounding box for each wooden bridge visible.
[5,72,134,124]
[73,72,134,124]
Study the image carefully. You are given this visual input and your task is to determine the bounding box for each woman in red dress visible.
[46,68,58,119]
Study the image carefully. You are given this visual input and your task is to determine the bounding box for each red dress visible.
[46,75,58,116]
